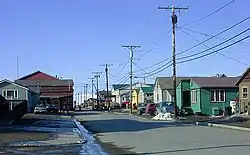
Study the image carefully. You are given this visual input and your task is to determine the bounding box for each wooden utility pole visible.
[89,77,95,101]
[101,64,113,111]
[84,84,89,106]
[122,45,141,114]
[158,6,188,118]
[93,72,102,109]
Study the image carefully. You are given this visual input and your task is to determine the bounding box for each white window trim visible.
[210,89,225,103]
[191,90,197,103]
[2,89,18,99]
[242,87,248,99]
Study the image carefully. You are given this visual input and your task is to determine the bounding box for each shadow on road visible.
[82,119,193,133]
[132,144,250,155]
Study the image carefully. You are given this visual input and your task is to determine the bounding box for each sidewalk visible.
[196,113,250,132]
[0,113,86,154]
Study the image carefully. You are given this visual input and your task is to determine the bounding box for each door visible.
[182,91,191,107]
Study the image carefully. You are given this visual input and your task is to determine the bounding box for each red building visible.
[15,71,74,111]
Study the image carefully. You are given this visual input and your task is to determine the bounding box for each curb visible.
[73,119,108,155]
[196,122,250,132]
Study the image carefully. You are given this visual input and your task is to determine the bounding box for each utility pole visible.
[89,77,95,102]
[93,72,102,109]
[81,91,83,105]
[84,84,89,107]
[101,64,113,111]
[122,45,141,114]
[158,6,188,119]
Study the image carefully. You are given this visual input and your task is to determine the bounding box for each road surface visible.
[75,111,250,155]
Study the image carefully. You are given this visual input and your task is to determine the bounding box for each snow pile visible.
[152,112,173,121]
[224,113,250,121]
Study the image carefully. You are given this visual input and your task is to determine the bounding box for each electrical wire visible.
[181,0,236,27]
[133,17,249,74]
[135,59,172,77]
[177,27,250,60]
[177,16,250,56]
[177,34,250,64]
[178,26,250,48]
[137,44,160,61]
[178,26,249,66]
[137,63,173,78]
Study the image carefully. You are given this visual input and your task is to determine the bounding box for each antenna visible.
[17,56,19,79]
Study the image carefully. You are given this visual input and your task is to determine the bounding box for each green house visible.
[177,77,239,115]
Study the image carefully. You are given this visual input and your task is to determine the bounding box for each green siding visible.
[200,88,238,115]
[190,81,201,113]
[176,80,191,108]
[176,82,182,108]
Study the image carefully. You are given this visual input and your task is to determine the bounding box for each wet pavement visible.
[76,110,250,155]
[0,113,107,155]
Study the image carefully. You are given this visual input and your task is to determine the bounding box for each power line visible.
[135,59,172,77]
[181,0,235,27]
[178,26,249,66]
[177,34,250,64]
[137,63,173,78]
[137,44,160,61]
[178,26,250,48]
[177,27,250,61]
[133,17,249,74]
[177,16,250,56]
[110,62,129,80]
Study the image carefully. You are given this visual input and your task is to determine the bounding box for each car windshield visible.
[161,102,167,106]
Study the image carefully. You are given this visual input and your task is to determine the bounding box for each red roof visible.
[18,71,58,80]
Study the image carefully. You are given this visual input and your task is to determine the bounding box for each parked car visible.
[46,104,59,113]
[145,103,157,116]
[137,103,147,115]
[156,101,180,115]
[34,104,47,114]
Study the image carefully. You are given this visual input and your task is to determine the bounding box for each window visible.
[242,87,248,99]
[2,90,18,99]
[210,89,225,102]
[191,90,197,103]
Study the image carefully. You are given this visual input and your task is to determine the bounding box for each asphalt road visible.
[75,111,250,155]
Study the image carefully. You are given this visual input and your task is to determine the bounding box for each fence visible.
[0,99,27,121]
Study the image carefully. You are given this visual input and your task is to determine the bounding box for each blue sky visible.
[0,0,250,94]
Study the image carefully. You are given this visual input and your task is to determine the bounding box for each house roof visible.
[155,77,190,90]
[98,91,112,95]
[15,79,74,87]
[112,84,129,90]
[0,79,29,90]
[148,84,155,88]
[140,87,153,93]
[17,71,58,80]
[191,77,239,88]
[235,66,250,86]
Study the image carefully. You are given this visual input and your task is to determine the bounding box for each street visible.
[75,111,250,155]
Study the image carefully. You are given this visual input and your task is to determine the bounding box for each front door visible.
[182,91,191,107]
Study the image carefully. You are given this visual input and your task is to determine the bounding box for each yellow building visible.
[132,89,139,108]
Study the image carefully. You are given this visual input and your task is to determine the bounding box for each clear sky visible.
[0,0,250,94]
